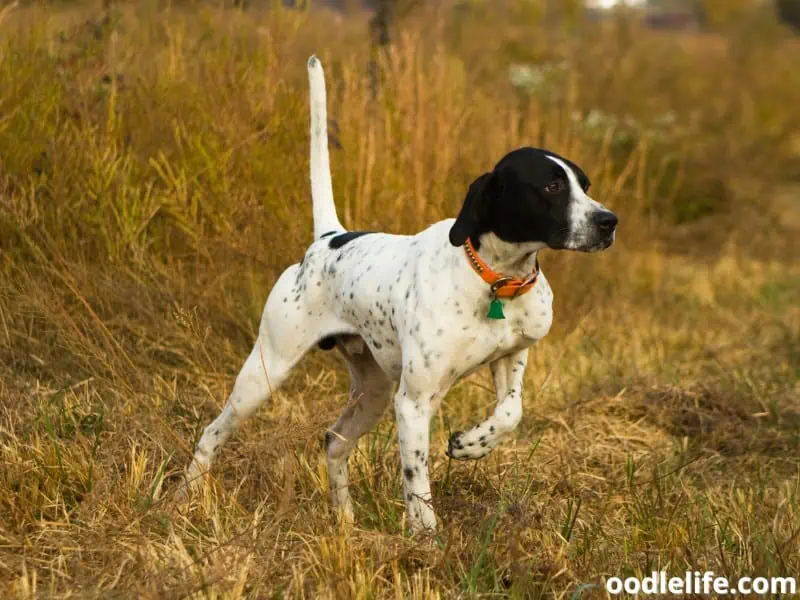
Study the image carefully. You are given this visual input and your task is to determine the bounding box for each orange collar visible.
[464,238,540,299]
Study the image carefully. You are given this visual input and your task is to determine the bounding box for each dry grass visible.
[1,1,799,598]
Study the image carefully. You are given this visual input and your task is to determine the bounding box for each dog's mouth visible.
[553,230,616,253]
[569,211,618,252]
[575,232,615,253]
[581,232,615,253]
[549,209,618,253]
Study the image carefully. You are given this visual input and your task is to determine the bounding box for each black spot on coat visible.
[329,231,375,249]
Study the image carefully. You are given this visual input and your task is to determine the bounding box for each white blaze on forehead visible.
[545,154,606,208]
[545,155,585,196]
[545,154,606,248]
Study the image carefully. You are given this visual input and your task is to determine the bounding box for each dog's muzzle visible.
[583,209,618,252]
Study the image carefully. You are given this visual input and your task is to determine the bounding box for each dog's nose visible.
[592,211,618,232]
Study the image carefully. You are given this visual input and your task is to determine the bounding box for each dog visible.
[181,55,618,532]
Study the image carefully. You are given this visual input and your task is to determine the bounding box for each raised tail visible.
[307,55,344,240]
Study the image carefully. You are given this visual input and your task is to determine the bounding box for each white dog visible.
[182,55,618,532]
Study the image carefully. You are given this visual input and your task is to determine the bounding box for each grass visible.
[1,1,799,597]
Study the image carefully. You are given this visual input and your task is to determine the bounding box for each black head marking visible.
[449,147,594,250]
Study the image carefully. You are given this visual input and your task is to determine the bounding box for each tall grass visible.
[0,1,798,598]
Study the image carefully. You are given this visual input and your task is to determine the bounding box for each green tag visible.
[487,298,505,320]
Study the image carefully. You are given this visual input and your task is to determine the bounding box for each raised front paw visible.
[446,430,492,460]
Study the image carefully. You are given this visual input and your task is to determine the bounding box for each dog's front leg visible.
[447,349,528,460]
[394,381,437,533]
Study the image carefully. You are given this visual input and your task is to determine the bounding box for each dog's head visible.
[449,147,617,252]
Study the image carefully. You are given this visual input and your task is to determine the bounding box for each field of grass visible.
[1,1,799,597]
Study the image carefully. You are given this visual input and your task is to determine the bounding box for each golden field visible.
[1,1,799,597]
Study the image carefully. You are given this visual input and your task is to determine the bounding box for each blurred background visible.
[0,0,798,597]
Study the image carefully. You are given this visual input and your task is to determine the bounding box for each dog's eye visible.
[544,181,563,193]
[583,183,591,192]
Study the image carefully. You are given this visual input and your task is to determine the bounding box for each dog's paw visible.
[446,430,465,458]
[174,479,195,504]
[175,461,207,503]
[333,504,355,529]
[446,430,491,460]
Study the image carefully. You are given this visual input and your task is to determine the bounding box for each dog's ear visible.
[449,171,500,246]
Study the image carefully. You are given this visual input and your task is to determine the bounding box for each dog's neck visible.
[474,233,545,279]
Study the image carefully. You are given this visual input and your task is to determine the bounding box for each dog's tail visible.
[307,55,344,240]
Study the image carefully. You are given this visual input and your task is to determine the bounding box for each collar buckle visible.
[490,277,513,295]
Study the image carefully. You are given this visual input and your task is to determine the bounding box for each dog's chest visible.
[393,272,555,382]
[460,275,554,361]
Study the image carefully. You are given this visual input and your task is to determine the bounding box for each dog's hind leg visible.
[181,337,289,494]
[325,337,392,522]
[181,265,353,496]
